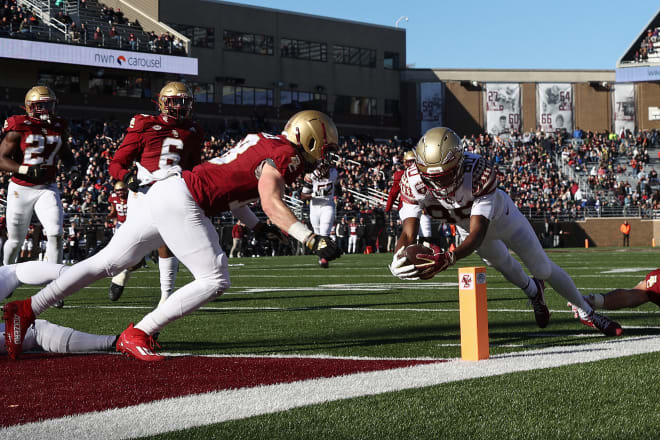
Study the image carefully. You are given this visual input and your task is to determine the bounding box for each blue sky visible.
[229,0,658,70]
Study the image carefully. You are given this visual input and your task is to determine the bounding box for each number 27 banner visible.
[485,83,521,136]
[537,83,573,133]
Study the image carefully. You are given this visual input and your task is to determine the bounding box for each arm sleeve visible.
[385,180,401,212]
[230,205,259,229]
[109,131,142,181]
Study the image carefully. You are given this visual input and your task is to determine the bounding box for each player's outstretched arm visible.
[453,215,489,262]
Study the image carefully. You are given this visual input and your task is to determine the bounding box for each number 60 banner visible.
[485,83,521,136]
[537,83,573,133]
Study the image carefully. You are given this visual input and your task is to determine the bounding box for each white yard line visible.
[4,335,660,440]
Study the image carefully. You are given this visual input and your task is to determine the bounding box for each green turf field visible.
[8,248,660,439]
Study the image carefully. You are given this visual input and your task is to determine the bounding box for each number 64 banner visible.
[537,83,573,133]
[485,83,521,136]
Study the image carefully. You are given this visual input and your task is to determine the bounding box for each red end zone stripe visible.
[1,354,443,427]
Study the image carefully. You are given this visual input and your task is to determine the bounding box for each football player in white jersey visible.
[301,160,339,268]
[389,127,622,337]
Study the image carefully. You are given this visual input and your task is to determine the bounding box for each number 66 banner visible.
[537,83,573,133]
[485,83,521,136]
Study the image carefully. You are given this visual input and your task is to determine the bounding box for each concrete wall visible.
[533,218,660,248]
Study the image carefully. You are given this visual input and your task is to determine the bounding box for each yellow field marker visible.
[458,267,489,361]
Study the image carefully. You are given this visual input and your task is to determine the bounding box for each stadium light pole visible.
[395,16,408,28]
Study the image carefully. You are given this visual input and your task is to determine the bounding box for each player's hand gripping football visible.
[415,245,455,279]
[389,248,419,280]
[254,221,289,244]
[305,234,342,261]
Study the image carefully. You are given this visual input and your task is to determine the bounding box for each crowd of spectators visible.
[1,100,660,259]
[633,27,659,63]
[0,0,186,56]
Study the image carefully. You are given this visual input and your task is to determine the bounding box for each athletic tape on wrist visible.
[288,221,313,244]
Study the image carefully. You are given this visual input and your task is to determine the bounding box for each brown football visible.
[404,243,436,279]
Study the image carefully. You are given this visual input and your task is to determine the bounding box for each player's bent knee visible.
[529,261,552,280]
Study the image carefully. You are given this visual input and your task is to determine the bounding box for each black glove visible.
[305,234,342,261]
[69,170,82,188]
[254,222,289,244]
[123,172,140,192]
[24,164,48,180]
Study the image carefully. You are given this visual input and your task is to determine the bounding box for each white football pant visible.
[30,176,231,335]
[310,200,335,236]
[0,320,115,354]
[3,181,63,265]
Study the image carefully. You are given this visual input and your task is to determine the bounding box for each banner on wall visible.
[536,83,573,133]
[613,83,635,134]
[420,82,444,134]
[485,83,521,135]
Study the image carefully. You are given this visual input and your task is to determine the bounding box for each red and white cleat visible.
[116,323,165,361]
[2,298,36,360]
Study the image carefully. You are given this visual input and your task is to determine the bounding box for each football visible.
[403,243,436,279]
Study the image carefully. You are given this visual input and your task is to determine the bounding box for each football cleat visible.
[116,323,164,361]
[529,278,550,328]
[108,282,125,301]
[579,311,623,337]
[2,298,36,360]
[319,257,329,269]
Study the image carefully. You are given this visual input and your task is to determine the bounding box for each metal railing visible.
[17,0,68,37]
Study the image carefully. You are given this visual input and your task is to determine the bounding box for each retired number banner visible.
[420,82,445,134]
[485,83,521,135]
[613,83,635,135]
[537,83,573,133]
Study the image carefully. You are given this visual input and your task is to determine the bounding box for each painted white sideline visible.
[3,335,660,439]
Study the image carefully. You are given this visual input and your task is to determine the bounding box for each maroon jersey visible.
[2,115,67,186]
[108,192,128,224]
[183,133,305,217]
[109,114,203,182]
[645,269,660,306]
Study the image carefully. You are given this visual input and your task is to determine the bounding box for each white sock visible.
[588,293,605,309]
[0,265,20,301]
[16,261,68,285]
[522,277,538,298]
[111,269,131,287]
[546,261,593,315]
[34,319,116,353]
[158,256,178,302]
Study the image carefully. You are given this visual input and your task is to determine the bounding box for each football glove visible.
[414,245,455,279]
[20,164,48,180]
[389,248,419,280]
[123,172,140,192]
[254,221,289,245]
[305,234,342,261]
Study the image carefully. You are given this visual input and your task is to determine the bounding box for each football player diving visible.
[388,126,622,337]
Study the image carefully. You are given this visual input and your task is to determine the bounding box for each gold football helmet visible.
[25,86,57,122]
[282,110,338,163]
[114,180,128,197]
[415,127,464,197]
[158,81,193,120]
[403,150,416,167]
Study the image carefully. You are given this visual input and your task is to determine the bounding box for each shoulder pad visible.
[127,114,156,132]
[4,115,29,132]
[471,156,498,197]
[400,168,426,204]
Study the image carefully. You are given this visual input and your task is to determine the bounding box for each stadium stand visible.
[0,0,185,54]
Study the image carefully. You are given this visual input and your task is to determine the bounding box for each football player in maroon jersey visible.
[569,268,660,312]
[107,181,128,230]
[3,110,342,361]
[0,86,80,267]
[107,81,203,305]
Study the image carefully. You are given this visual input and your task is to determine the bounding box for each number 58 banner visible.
[485,83,521,136]
[537,83,573,133]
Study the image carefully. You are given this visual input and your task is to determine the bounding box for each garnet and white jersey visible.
[108,192,128,224]
[398,152,501,231]
[2,115,67,186]
[645,269,660,306]
[109,114,203,184]
[183,133,305,217]
[302,167,338,203]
